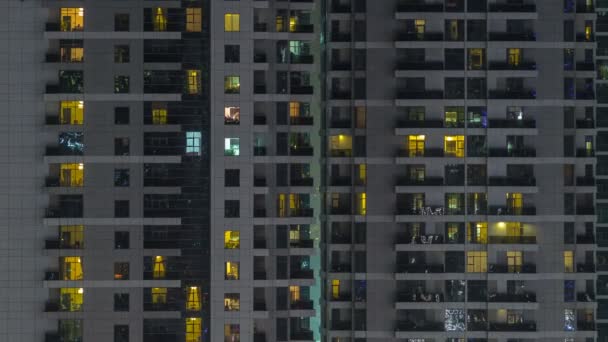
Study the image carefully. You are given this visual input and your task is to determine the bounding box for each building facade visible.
[0,0,605,342]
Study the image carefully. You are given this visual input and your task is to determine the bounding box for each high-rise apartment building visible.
[1,0,606,341]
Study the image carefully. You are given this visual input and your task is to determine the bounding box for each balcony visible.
[289,208,314,217]
[489,119,536,128]
[290,269,314,279]
[290,116,314,125]
[330,176,351,186]
[395,321,444,332]
[488,177,536,186]
[290,86,314,95]
[291,300,314,310]
[576,263,595,272]
[488,148,536,157]
[45,333,60,342]
[397,148,445,157]
[254,239,267,249]
[290,330,314,341]
[396,119,444,128]
[488,206,536,215]
[576,119,595,128]
[253,146,267,156]
[488,32,536,41]
[143,302,181,311]
[289,146,314,156]
[576,149,595,157]
[576,207,595,215]
[45,206,83,218]
[291,55,314,64]
[577,321,596,331]
[577,33,595,42]
[331,32,351,42]
[396,292,444,302]
[488,236,536,244]
[330,320,352,331]
[46,84,83,94]
[576,234,595,244]
[396,263,444,273]
[45,239,82,249]
[331,293,352,301]
[576,62,595,71]
[291,177,314,186]
[396,90,444,99]
[489,61,536,70]
[330,263,352,272]
[489,292,536,302]
[489,322,536,331]
[331,61,351,71]
[290,239,314,248]
[396,177,444,186]
[489,263,536,273]
[254,22,268,32]
[253,115,267,125]
[254,333,267,342]
[396,1,444,12]
[395,61,444,70]
[489,89,536,99]
[254,208,267,217]
[577,292,595,302]
[394,32,444,41]
[253,271,267,280]
[489,3,536,12]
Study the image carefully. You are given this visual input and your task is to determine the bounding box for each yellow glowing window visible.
[60,101,84,125]
[278,194,287,217]
[60,47,84,63]
[276,16,285,32]
[154,8,167,31]
[224,325,240,341]
[506,222,523,237]
[152,103,168,125]
[408,135,425,156]
[331,279,340,299]
[415,19,426,36]
[507,251,523,272]
[564,251,574,272]
[152,287,167,304]
[466,251,487,273]
[60,8,84,32]
[61,256,83,280]
[289,102,300,117]
[289,286,301,302]
[224,293,240,311]
[585,23,593,41]
[224,13,240,32]
[289,16,298,32]
[468,48,484,70]
[60,288,83,312]
[59,163,84,187]
[329,135,353,156]
[224,75,240,94]
[444,136,465,157]
[186,286,201,311]
[224,230,240,249]
[185,318,202,342]
[506,193,523,214]
[187,70,201,95]
[225,261,239,280]
[290,226,301,241]
[153,256,166,279]
[444,108,462,127]
[508,48,521,67]
[60,225,84,248]
[357,192,367,216]
[446,223,459,242]
[186,8,202,32]
[358,164,367,185]
[467,222,487,244]
[355,106,366,128]
[289,194,298,210]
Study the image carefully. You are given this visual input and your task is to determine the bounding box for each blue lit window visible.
[186,132,201,155]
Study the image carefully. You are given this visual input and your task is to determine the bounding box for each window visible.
[114,293,129,312]
[507,251,523,272]
[114,45,130,63]
[114,75,130,93]
[60,225,84,249]
[224,324,240,342]
[224,138,240,156]
[60,8,84,31]
[357,192,367,216]
[225,45,240,63]
[151,256,166,279]
[186,287,201,311]
[151,103,168,125]
[225,169,240,187]
[467,222,487,243]
[564,251,574,272]
[151,287,167,304]
[467,251,487,272]
[224,76,240,94]
[60,41,84,63]
[329,134,353,156]
[59,101,84,125]
[114,13,129,32]
[225,261,239,280]
[564,280,575,302]
[332,279,340,299]
[224,13,240,32]
[61,257,83,280]
[114,231,129,249]
[59,163,84,187]
[114,325,129,342]
[60,288,83,312]
[186,131,201,155]
[224,293,240,311]
[186,8,202,32]
[508,48,521,66]
[224,106,240,124]
[114,262,129,280]
[224,230,240,249]
[114,200,129,218]
[444,136,465,157]
[564,309,575,331]
[468,48,485,70]
[186,70,201,95]
[506,193,523,214]
[114,138,130,156]
[114,107,129,125]
[445,107,464,127]
[186,318,202,342]
[408,135,425,156]
[357,164,367,185]
[114,169,130,187]
[225,200,239,217]
[153,8,167,31]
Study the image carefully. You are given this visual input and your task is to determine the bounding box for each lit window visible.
[224,324,240,342]
[61,257,83,280]
[564,309,575,331]
[224,106,240,125]
[444,135,465,157]
[506,193,523,214]
[153,256,166,279]
[186,286,201,311]
[60,45,84,63]
[224,293,240,311]
[468,48,484,70]
[224,13,240,32]
[331,279,340,299]
[289,16,298,32]
[186,132,201,155]
[289,101,300,117]
[154,8,167,31]
[278,193,287,217]
[357,164,366,185]
[564,251,574,272]
[508,48,521,66]
[59,101,84,125]
[224,138,240,156]
[225,261,239,280]
[152,103,168,125]
[60,288,84,312]
[59,163,84,187]
[224,76,240,94]
[466,251,487,273]
[415,19,426,38]
[186,8,202,32]
[289,286,301,302]
[224,230,240,249]
[507,251,523,272]
[186,70,201,95]
[467,222,487,244]
[60,8,84,32]
[444,107,463,127]
[185,318,202,342]
[407,135,425,157]
[151,287,167,304]
[329,134,353,157]
[357,192,367,216]
[60,225,84,249]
